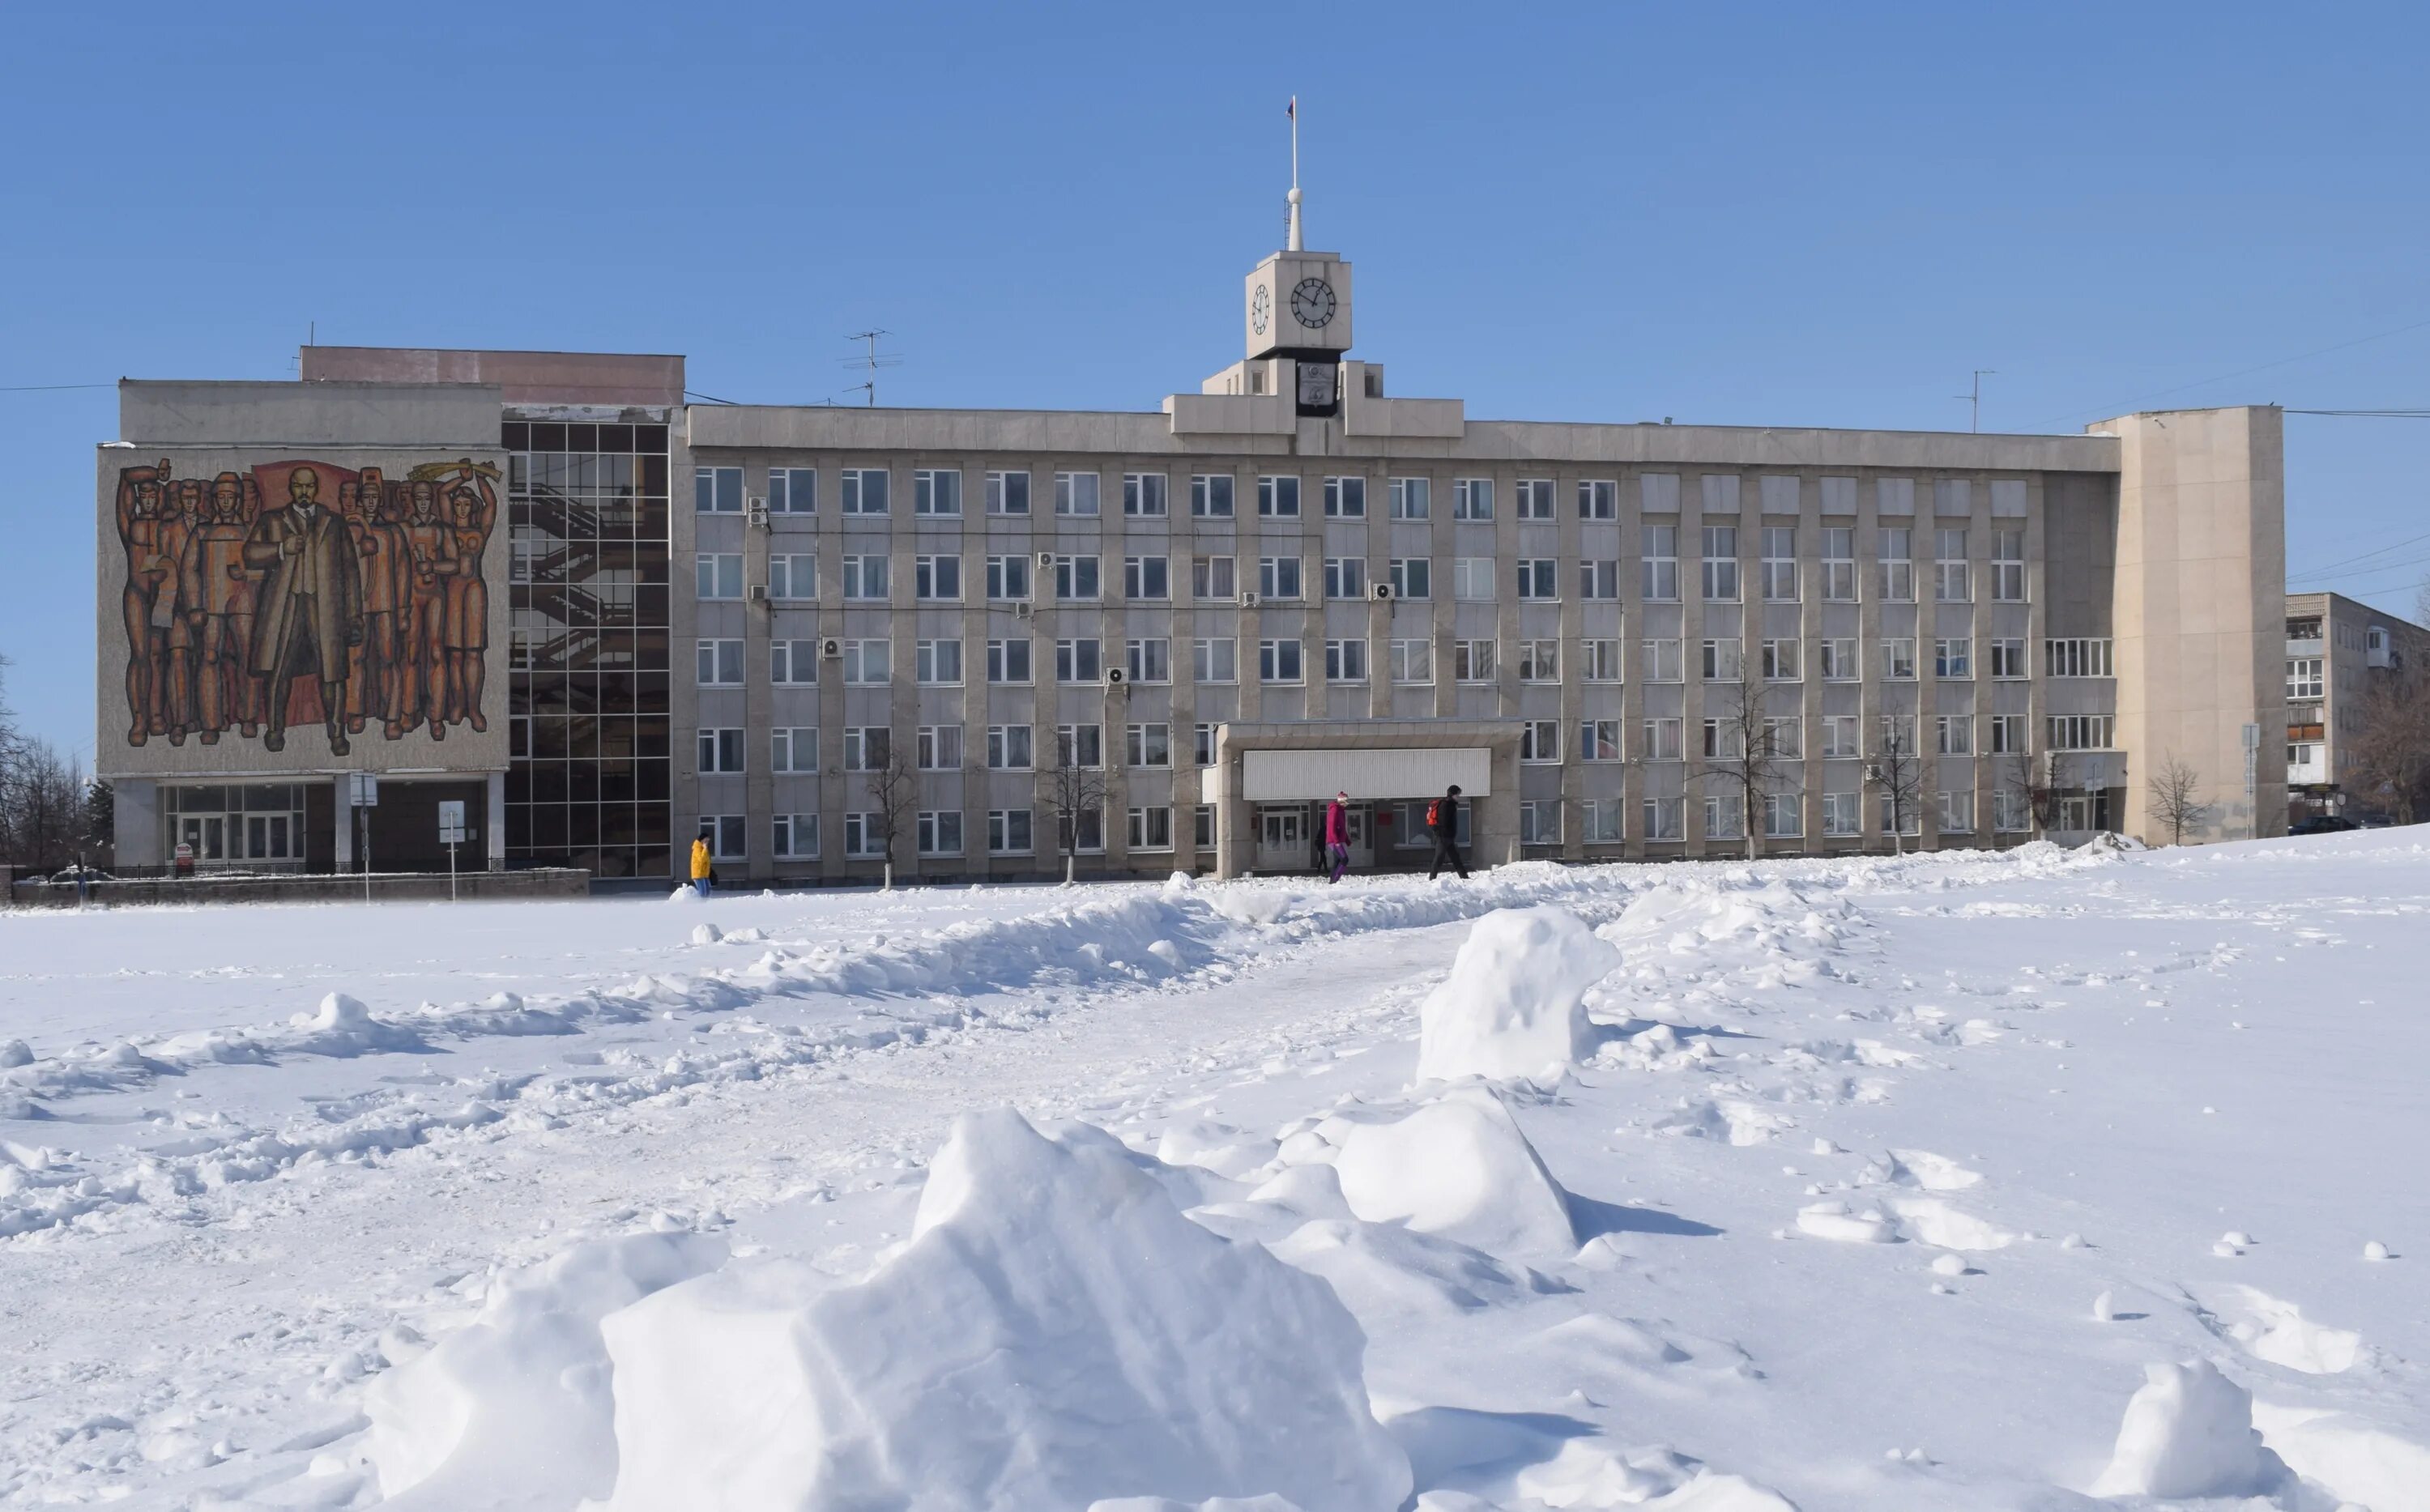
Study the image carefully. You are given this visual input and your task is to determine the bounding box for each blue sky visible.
[6,2,2428,758]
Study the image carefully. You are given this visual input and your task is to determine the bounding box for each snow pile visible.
[1328,1088,1577,1258]
[591,1109,1410,1511]
[2088,1358,2285,1498]
[1414,906,1618,1086]
[362,1231,726,1509]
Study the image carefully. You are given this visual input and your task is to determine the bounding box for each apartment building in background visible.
[93,200,2289,882]
[2283,590,2430,819]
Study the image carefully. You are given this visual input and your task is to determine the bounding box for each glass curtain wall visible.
[502,417,672,877]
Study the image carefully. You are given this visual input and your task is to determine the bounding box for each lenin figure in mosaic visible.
[114,458,499,755]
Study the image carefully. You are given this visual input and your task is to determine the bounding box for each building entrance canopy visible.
[1240,746,1490,802]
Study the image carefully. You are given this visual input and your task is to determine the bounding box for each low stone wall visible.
[8,868,590,908]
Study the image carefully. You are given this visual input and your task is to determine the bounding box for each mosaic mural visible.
[113,458,497,755]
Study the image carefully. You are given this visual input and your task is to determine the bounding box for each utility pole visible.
[1956,369,1996,432]
[842,330,902,407]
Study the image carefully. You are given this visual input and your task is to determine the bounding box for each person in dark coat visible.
[1428,784,1469,880]
[243,466,364,755]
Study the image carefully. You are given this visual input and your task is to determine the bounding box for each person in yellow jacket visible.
[689,834,714,897]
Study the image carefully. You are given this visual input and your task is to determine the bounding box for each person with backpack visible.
[1427,784,1469,880]
[1324,791,1352,884]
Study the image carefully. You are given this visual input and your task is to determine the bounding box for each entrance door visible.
[1255,805,1309,872]
[179,814,227,862]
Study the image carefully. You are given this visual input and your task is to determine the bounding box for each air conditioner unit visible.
[1012,601,1035,620]
[1103,667,1128,688]
[746,497,770,528]
[1864,764,1885,784]
[1238,590,1262,608]
[1371,582,1396,602]
[1037,550,1058,568]
[748,584,769,603]
[821,637,844,659]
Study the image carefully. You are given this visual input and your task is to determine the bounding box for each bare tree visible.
[2,740,86,876]
[1869,715,1925,854]
[2146,750,2212,845]
[1045,727,1109,884]
[2343,665,2430,825]
[1698,673,1795,860]
[863,739,916,890]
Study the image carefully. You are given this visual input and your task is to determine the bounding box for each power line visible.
[2285,407,2430,417]
[2287,528,2430,579]
[2028,313,2430,430]
[0,381,113,392]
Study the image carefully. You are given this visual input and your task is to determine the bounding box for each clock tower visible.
[1242,151,1352,415]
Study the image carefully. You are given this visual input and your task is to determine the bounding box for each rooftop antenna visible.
[840,329,902,407]
[1957,369,1996,432]
[1285,96,1302,252]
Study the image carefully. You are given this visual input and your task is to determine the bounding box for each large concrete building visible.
[94,208,2289,882]
[2283,590,2430,820]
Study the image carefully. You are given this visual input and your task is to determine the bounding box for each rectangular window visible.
[1701,525,1741,602]
[1581,720,1622,761]
[1766,718,1804,760]
[2046,638,2115,678]
[1520,799,1561,844]
[989,809,1034,855]
[1055,725,1104,769]
[986,637,1032,684]
[1822,716,1860,758]
[1192,555,1237,600]
[1936,528,1970,602]
[1938,715,1975,756]
[700,815,748,861]
[1518,639,1558,682]
[1823,791,1861,837]
[987,725,1034,769]
[1935,637,1972,679]
[985,555,1031,600]
[1324,637,1370,682]
[1055,471,1101,517]
[986,470,1030,516]
[1642,716,1684,760]
[1579,560,1619,600]
[1643,638,1684,683]
[842,726,889,772]
[1128,806,1174,851]
[1193,723,1216,765]
[1702,718,1744,761]
[841,468,889,516]
[1059,806,1106,855]
[2048,714,2117,751]
[1453,478,1494,520]
[1122,472,1169,517]
[1989,714,2027,754]
[917,724,962,770]
[1515,479,1556,520]
[769,466,816,514]
[771,639,817,686]
[1257,475,1302,517]
[770,553,816,602]
[700,729,744,777]
[914,554,961,600]
[1884,638,1918,680]
[917,810,964,856]
[1642,524,1680,600]
[1190,474,1234,518]
[1821,527,1857,602]
[696,638,743,686]
[916,639,963,685]
[1452,558,1495,601]
[1193,637,1238,683]
[1055,638,1104,683]
[914,469,962,517]
[1520,720,1560,763]
[1390,638,1433,684]
[1123,722,1171,768]
[1324,557,1366,599]
[1583,798,1624,843]
[1879,527,1914,601]
[1194,803,1216,848]
[1052,555,1101,600]
[2287,658,2323,700]
[1516,559,1559,600]
[770,726,816,773]
[1705,794,1746,841]
[1764,792,1802,839]
[695,466,744,513]
[1643,796,1684,841]
[1323,475,1367,517]
[1989,638,2027,679]
[1126,637,1170,683]
[773,814,819,859]
[1578,479,1618,520]
[1762,526,1797,601]
[1388,477,1430,520]
[1994,788,2031,833]
[842,554,889,601]
[1123,556,1170,600]
[1389,558,1431,598]
[1700,638,1742,682]
[1878,715,1920,757]
[1453,639,1496,683]
[1938,790,1975,835]
[842,813,885,858]
[1580,640,1622,681]
[1762,638,1800,681]
[842,639,891,685]
[697,552,743,600]
[1820,638,1859,681]
[1258,638,1304,683]
[1259,556,1303,599]
[1992,529,2025,602]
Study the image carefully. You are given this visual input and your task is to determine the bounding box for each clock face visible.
[1251,283,1271,336]
[1290,276,1337,330]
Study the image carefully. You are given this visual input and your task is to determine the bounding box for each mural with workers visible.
[112,457,499,756]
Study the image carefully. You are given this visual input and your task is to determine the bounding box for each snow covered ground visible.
[2,833,2426,1510]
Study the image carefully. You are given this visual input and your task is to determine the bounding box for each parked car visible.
[2289,815,2360,836]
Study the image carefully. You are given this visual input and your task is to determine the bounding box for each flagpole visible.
[1286,96,1303,251]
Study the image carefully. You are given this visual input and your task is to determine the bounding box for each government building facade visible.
[94,216,2287,883]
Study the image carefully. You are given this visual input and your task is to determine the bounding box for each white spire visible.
[1286,96,1302,251]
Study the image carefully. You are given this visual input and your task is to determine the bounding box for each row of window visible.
[701,722,1177,775]
[688,529,2030,607]
[695,634,2118,689]
[697,468,2031,525]
[704,804,1194,862]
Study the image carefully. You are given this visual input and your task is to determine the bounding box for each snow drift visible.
[2088,1358,2287,1499]
[1414,905,1618,1086]
[1328,1088,1579,1258]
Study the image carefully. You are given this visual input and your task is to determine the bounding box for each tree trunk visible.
[881,859,893,892]
[1064,852,1076,886]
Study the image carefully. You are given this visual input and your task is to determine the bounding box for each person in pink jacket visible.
[1324,791,1352,884]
